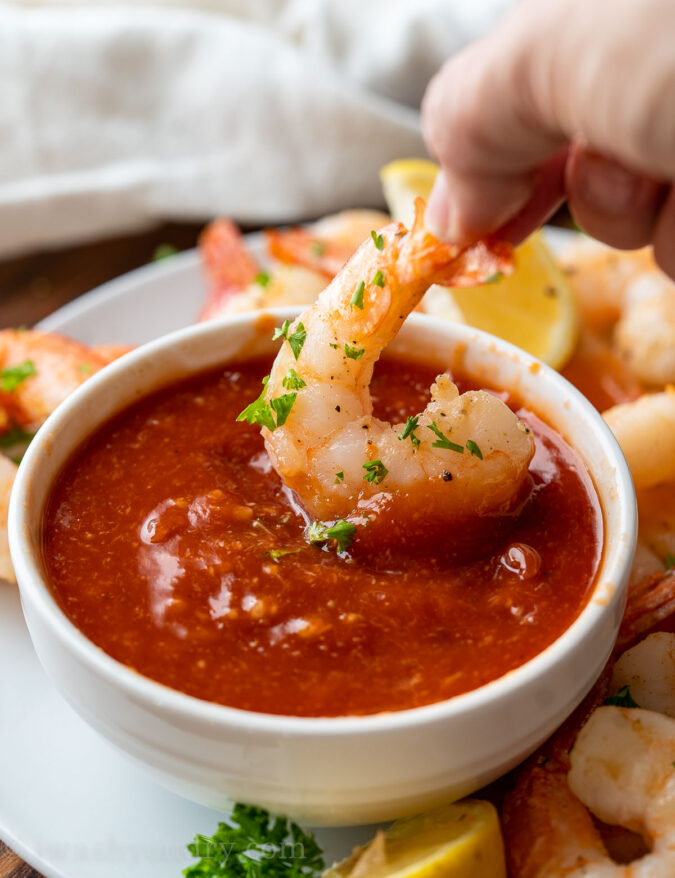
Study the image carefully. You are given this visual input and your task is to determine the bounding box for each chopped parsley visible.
[370,230,384,251]
[1,360,36,393]
[267,548,302,563]
[329,343,338,349]
[334,470,344,484]
[398,415,421,449]
[665,553,675,571]
[184,803,325,878]
[466,439,483,460]
[307,519,357,553]
[272,320,291,341]
[350,281,365,310]
[362,459,388,485]
[77,363,93,374]
[312,240,326,256]
[282,368,306,390]
[151,243,178,262]
[236,376,296,431]
[344,343,365,360]
[272,321,307,360]
[604,685,640,709]
[427,422,464,453]
[372,269,386,287]
[269,393,297,427]
[0,423,35,464]
[255,271,271,287]
[484,272,502,284]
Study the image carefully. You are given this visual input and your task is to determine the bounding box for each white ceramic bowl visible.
[9,310,636,825]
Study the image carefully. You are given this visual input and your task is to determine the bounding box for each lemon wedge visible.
[379,159,578,370]
[325,800,506,878]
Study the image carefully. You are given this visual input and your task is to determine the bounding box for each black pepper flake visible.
[362,424,369,429]
[335,405,341,412]
[544,286,557,297]
[442,471,453,481]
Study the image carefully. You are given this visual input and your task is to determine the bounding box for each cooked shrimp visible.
[603,389,675,490]
[265,210,390,278]
[257,200,530,536]
[198,219,259,320]
[0,329,107,433]
[567,706,675,875]
[503,576,675,878]
[560,238,654,335]
[615,273,675,387]
[199,218,326,320]
[0,454,17,583]
[611,633,675,717]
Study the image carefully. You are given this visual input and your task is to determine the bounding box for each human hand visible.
[421,0,675,278]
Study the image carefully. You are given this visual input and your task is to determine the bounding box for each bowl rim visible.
[9,309,637,735]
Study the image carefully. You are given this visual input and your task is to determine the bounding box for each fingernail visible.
[580,153,640,215]
[425,173,451,239]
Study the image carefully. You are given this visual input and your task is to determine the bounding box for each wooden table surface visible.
[0,220,205,878]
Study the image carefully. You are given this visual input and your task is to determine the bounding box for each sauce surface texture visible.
[42,356,602,717]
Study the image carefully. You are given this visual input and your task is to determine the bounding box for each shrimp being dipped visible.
[254,200,532,544]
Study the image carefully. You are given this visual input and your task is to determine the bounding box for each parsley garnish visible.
[272,321,307,360]
[604,685,640,708]
[665,553,675,571]
[344,343,365,360]
[370,230,384,251]
[272,320,291,342]
[372,270,385,287]
[427,422,464,453]
[362,459,388,485]
[1,360,36,393]
[270,393,297,427]
[236,377,296,431]
[267,548,302,563]
[484,272,502,284]
[312,241,325,256]
[152,243,178,262]
[77,363,93,374]
[334,470,344,484]
[398,415,421,449]
[466,439,483,460]
[184,803,325,878]
[329,343,338,349]
[307,519,357,553]
[282,369,306,390]
[350,281,365,310]
[0,425,35,449]
[255,271,271,287]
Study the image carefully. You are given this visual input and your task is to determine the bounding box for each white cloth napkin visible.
[0,1,511,257]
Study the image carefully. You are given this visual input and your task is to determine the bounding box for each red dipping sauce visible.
[42,355,602,717]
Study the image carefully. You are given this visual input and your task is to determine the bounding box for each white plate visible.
[1,228,577,877]
[1,240,377,878]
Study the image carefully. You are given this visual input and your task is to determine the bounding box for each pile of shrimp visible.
[502,575,675,877]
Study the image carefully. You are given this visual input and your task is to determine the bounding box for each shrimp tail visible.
[198,219,259,320]
[408,197,514,288]
[618,569,675,651]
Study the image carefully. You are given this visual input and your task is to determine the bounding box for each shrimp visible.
[198,219,259,320]
[614,273,675,387]
[611,633,675,717]
[257,200,531,542]
[567,706,675,876]
[198,218,326,320]
[603,389,675,490]
[265,210,391,278]
[502,576,675,878]
[0,454,17,583]
[0,329,107,433]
